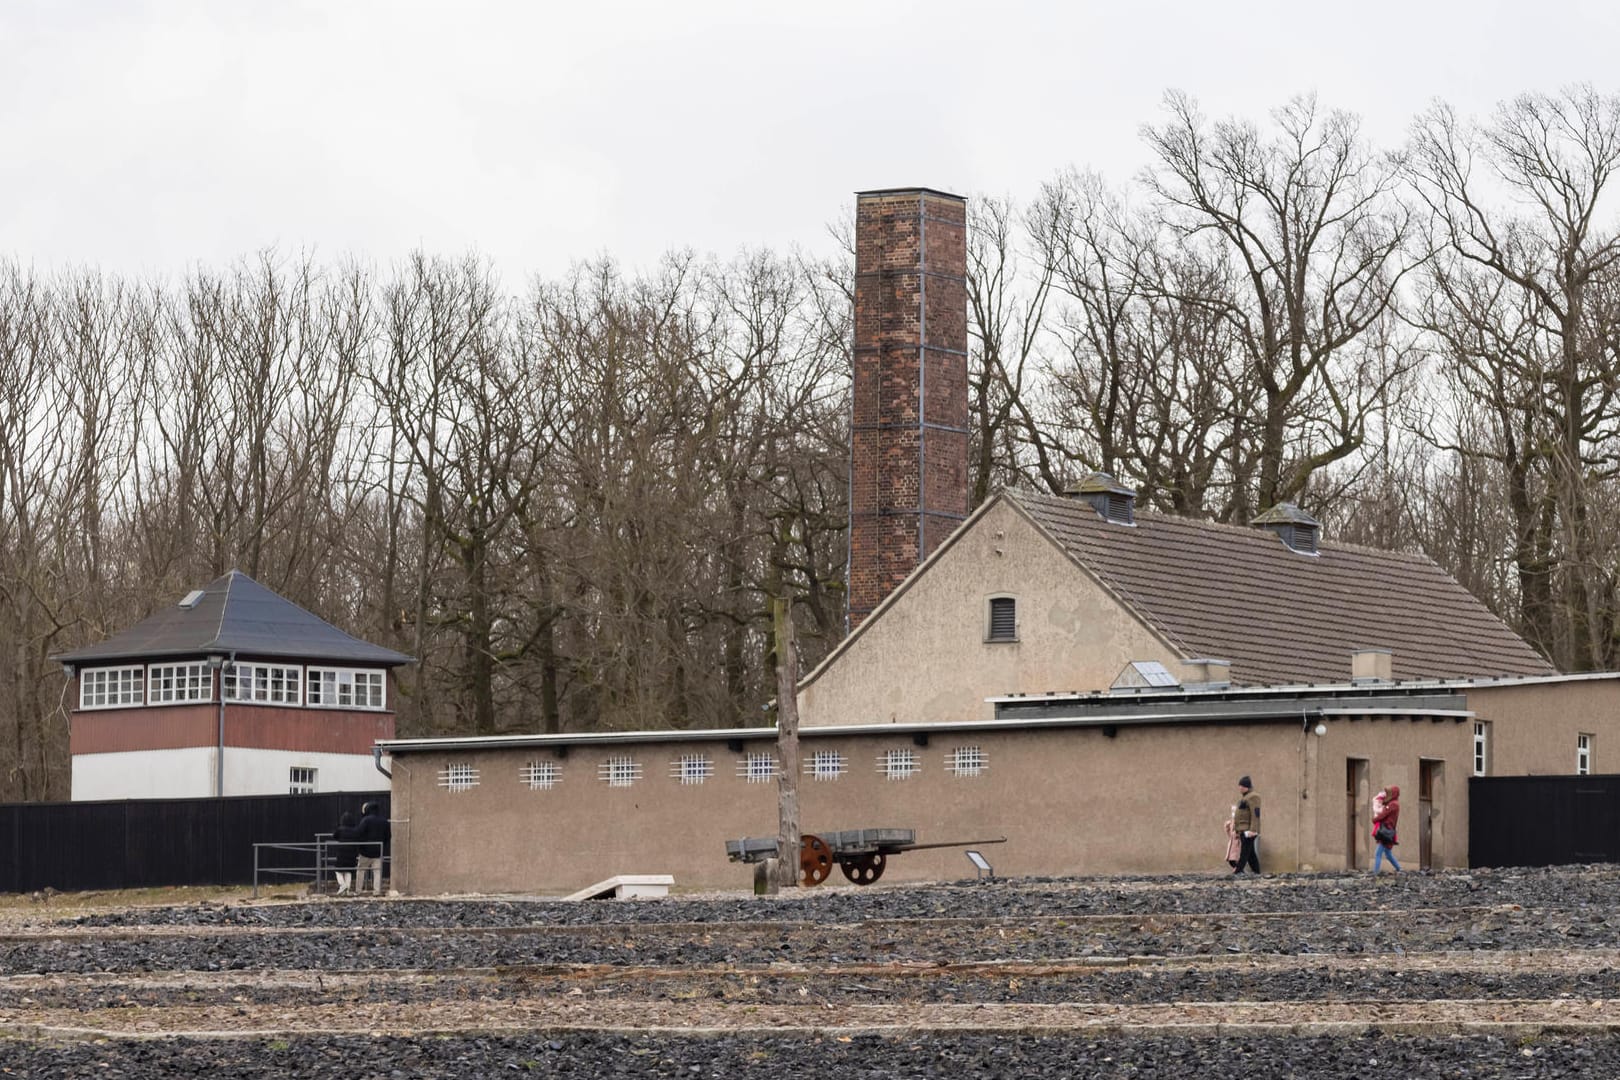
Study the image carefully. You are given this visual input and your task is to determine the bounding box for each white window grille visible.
[1578,733,1593,776]
[670,754,714,785]
[738,753,779,783]
[600,756,642,787]
[804,749,847,781]
[288,766,317,794]
[1473,722,1488,777]
[520,760,562,790]
[987,596,1017,642]
[222,662,302,705]
[438,762,479,791]
[307,667,386,710]
[80,666,146,709]
[947,745,988,777]
[879,748,920,781]
[147,662,213,705]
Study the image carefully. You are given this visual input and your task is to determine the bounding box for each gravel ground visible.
[4,865,1620,1077]
[3,1031,1620,1079]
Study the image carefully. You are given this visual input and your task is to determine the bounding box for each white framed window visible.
[879,748,920,781]
[307,667,386,710]
[438,762,479,791]
[986,596,1017,642]
[1473,722,1488,777]
[1578,733,1593,776]
[738,752,779,783]
[79,666,145,709]
[222,662,302,705]
[947,745,988,778]
[288,766,317,794]
[805,749,847,781]
[148,662,212,705]
[670,753,714,785]
[600,756,641,787]
[520,760,562,790]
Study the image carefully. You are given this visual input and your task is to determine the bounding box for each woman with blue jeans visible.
[1372,784,1401,873]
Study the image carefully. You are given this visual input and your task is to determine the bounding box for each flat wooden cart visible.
[726,828,1007,886]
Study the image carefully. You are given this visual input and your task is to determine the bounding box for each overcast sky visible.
[4,0,1618,286]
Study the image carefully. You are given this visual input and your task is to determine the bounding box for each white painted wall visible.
[73,748,389,801]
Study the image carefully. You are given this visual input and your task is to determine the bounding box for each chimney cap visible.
[1065,471,1136,498]
[855,186,967,202]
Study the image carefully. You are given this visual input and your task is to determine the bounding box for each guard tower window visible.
[987,597,1017,642]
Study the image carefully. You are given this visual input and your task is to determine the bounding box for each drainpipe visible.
[372,745,392,779]
[209,653,235,797]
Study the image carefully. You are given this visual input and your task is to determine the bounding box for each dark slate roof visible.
[1011,490,1554,686]
[54,571,413,667]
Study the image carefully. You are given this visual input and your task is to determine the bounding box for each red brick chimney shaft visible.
[848,188,969,630]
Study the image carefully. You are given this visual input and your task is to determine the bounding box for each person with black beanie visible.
[1232,776,1261,874]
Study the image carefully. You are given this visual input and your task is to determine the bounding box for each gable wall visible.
[799,499,1179,726]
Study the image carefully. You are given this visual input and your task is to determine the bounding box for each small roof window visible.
[178,589,206,609]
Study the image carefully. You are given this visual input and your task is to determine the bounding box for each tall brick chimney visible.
[847,188,969,630]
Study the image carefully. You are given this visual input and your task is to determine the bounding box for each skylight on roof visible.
[178,590,206,609]
[1111,661,1181,690]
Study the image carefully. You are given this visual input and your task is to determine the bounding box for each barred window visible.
[80,666,145,709]
[288,766,317,794]
[520,761,562,790]
[148,662,213,705]
[438,762,479,791]
[879,748,919,781]
[670,753,714,785]
[805,749,847,781]
[600,756,641,787]
[308,667,386,710]
[947,745,988,778]
[738,753,779,783]
[222,662,301,705]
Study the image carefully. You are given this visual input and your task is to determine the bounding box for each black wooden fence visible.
[0,791,389,894]
[1470,774,1620,868]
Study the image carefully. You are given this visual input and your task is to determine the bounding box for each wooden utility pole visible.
[773,594,802,888]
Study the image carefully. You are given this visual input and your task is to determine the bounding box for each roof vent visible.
[1252,502,1320,555]
[1111,660,1180,691]
[178,589,206,609]
[1064,471,1136,525]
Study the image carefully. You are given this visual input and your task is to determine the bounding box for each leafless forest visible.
[1,87,1617,801]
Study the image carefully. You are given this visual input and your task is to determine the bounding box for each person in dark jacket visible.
[355,802,390,894]
[331,812,360,895]
[1232,776,1262,875]
[1372,784,1402,874]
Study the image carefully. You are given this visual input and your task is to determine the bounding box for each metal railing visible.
[252,834,388,899]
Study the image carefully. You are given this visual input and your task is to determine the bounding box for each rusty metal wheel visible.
[799,834,833,886]
[838,851,887,886]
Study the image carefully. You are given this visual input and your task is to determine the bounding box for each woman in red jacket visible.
[1372,784,1401,874]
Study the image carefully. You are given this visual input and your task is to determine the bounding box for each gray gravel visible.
[1,1032,1619,1079]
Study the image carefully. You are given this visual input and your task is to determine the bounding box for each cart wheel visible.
[799,834,833,886]
[839,851,887,886]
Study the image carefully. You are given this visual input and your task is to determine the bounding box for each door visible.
[1346,759,1369,870]
[1419,760,1440,870]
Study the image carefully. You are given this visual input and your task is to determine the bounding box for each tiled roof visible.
[54,571,413,667]
[1012,490,1553,686]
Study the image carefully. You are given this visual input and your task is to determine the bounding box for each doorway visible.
[1419,760,1441,869]
[1346,758,1369,869]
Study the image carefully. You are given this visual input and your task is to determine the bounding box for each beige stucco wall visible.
[387,720,1404,896]
[1468,678,1620,776]
[798,500,1179,726]
[1303,715,1471,871]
